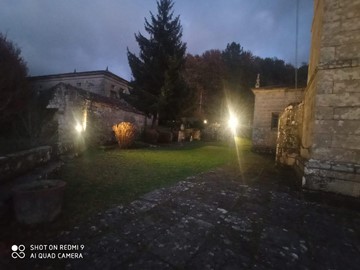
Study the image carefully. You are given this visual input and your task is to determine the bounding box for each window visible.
[76,82,82,87]
[271,113,279,129]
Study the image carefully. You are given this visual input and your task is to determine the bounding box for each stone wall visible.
[47,83,150,153]
[0,146,52,182]
[300,0,360,197]
[276,103,303,166]
[252,87,304,153]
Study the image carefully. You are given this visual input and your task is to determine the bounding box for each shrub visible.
[112,122,136,149]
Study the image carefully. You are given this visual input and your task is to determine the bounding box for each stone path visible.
[12,165,360,269]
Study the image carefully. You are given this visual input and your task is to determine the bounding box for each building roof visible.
[29,69,129,84]
[252,85,305,94]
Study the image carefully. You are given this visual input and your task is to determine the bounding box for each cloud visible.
[0,0,313,80]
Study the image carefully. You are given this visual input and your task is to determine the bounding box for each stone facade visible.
[30,70,130,99]
[252,87,304,153]
[29,70,151,153]
[298,0,360,197]
[46,83,150,154]
[272,0,360,196]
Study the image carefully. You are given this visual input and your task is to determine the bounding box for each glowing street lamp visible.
[203,119,208,124]
[75,108,88,134]
[228,114,238,135]
[75,123,83,133]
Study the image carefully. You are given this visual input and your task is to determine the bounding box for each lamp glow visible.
[75,123,83,133]
[228,115,238,135]
[203,119,207,124]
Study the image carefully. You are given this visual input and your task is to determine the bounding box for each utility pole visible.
[295,0,299,90]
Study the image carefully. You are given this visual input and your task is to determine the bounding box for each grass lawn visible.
[2,139,252,243]
[62,140,243,222]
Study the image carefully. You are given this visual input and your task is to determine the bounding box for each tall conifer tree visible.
[126,0,188,127]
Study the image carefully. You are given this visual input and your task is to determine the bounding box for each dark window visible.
[271,113,279,129]
[76,82,81,87]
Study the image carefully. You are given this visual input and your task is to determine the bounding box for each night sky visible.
[0,0,313,81]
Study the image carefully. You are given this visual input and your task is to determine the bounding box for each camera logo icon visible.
[11,244,26,259]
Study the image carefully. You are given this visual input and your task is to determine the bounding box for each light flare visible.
[75,122,83,133]
[82,108,87,131]
[228,114,238,135]
[225,102,245,183]
[74,102,88,133]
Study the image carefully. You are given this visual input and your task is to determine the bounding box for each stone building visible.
[252,86,304,153]
[30,69,130,99]
[273,0,360,197]
[30,70,150,153]
[298,0,360,197]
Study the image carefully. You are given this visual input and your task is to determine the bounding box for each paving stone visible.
[218,211,254,234]
[233,201,268,219]
[130,199,159,212]
[145,204,186,225]
[307,242,360,270]
[186,202,219,224]
[28,162,360,270]
[140,188,173,203]
[124,254,174,269]
[168,215,215,240]
[165,180,197,194]
[187,244,251,270]
[149,230,203,268]
[67,233,139,270]
[166,196,205,215]
[256,226,312,269]
[187,225,253,270]
[119,216,169,247]
[180,185,240,209]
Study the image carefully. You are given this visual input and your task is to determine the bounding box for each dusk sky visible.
[0,0,313,81]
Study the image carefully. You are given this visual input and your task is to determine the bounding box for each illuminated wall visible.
[47,83,150,154]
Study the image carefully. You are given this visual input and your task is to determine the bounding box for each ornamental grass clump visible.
[112,122,136,149]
